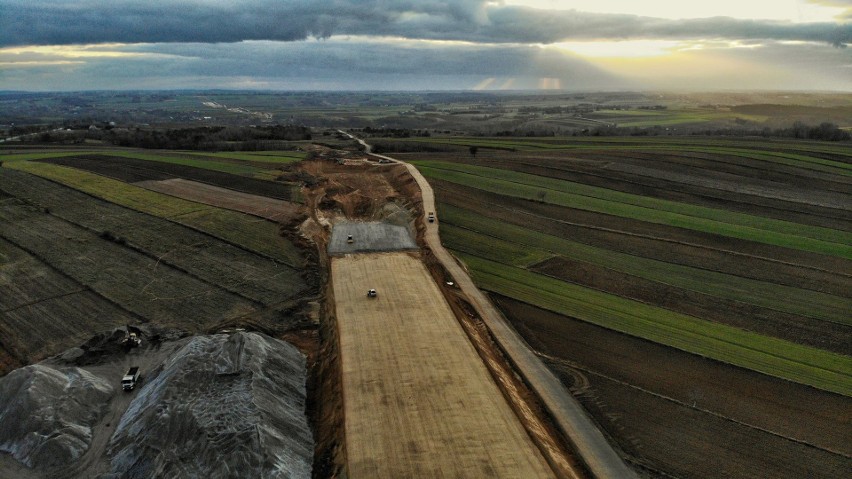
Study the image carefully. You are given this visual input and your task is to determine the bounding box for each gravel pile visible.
[104,332,312,478]
[0,331,313,478]
[0,364,112,468]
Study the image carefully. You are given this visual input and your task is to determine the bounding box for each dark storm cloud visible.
[1,0,850,47]
[94,40,615,81]
[0,39,622,91]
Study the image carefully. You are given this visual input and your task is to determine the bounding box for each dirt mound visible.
[105,332,312,478]
[298,159,409,219]
[0,364,113,468]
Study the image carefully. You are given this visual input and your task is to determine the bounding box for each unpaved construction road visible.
[340,131,636,478]
[332,252,554,478]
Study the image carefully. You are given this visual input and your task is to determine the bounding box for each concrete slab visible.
[328,221,416,255]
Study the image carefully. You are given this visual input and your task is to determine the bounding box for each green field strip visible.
[416,162,852,259]
[440,225,553,267]
[438,208,851,325]
[460,254,852,397]
[108,151,261,175]
[181,151,306,164]
[253,169,286,180]
[661,146,852,173]
[405,135,852,155]
[398,138,852,174]
[6,161,303,267]
[0,151,101,162]
[420,162,852,240]
[401,137,569,150]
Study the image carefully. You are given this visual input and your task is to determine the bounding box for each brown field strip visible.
[135,178,301,222]
[331,252,554,478]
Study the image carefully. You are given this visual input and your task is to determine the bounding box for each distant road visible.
[342,130,637,479]
[1,127,66,143]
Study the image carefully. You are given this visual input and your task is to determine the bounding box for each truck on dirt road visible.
[122,367,141,391]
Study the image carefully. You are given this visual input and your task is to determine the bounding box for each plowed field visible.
[497,296,850,479]
[0,157,312,377]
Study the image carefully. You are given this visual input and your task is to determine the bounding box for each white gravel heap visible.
[328,220,417,254]
[105,332,312,478]
[0,364,113,468]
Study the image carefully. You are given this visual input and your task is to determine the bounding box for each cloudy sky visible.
[1,0,850,91]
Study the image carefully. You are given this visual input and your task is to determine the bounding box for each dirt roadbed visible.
[332,252,554,478]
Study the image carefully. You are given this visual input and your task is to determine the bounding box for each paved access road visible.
[332,253,554,478]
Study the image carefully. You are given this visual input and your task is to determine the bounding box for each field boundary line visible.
[518,159,852,215]
[416,161,851,250]
[1,288,88,314]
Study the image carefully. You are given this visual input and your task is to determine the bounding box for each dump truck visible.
[122,367,141,391]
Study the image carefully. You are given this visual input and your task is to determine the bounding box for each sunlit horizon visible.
[504,0,848,23]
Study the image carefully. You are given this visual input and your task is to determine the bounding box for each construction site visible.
[3,134,847,478]
[0,142,626,478]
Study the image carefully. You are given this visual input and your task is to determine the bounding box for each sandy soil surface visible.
[331,252,554,478]
[136,178,302,222]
